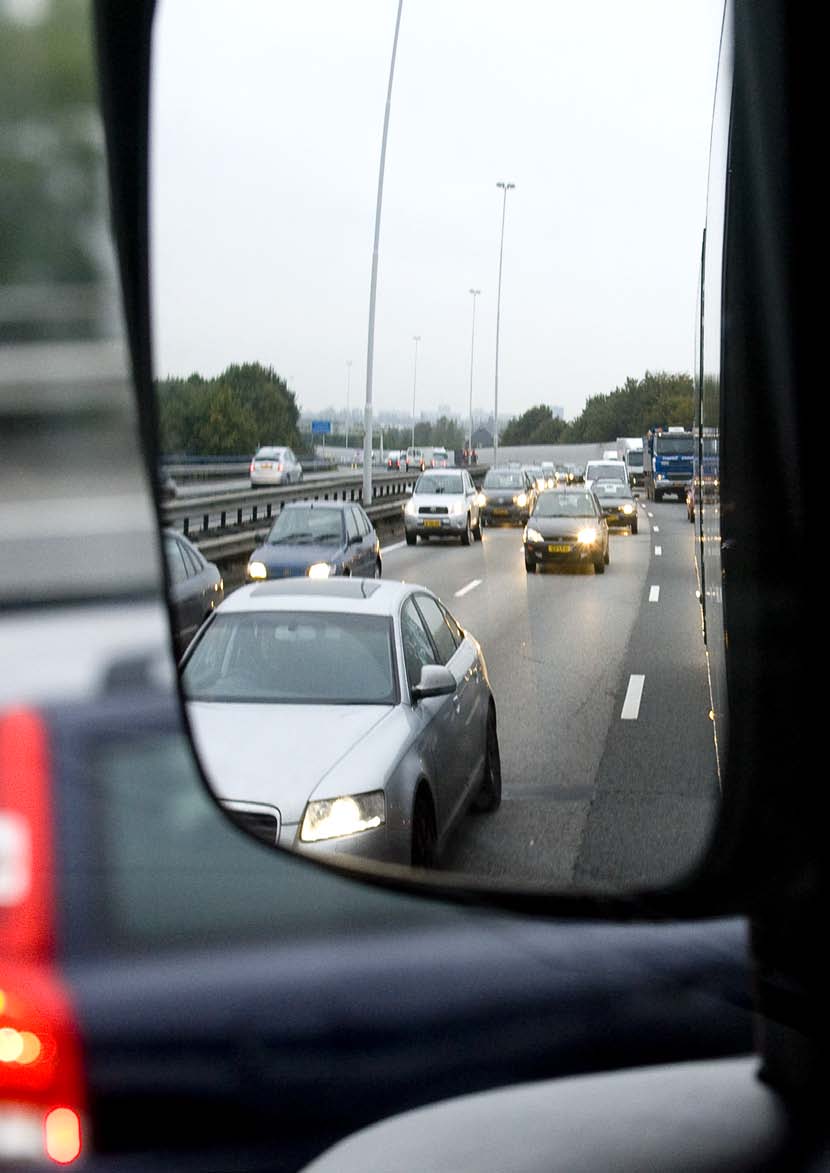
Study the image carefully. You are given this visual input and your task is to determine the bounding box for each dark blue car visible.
[245,501,382,582]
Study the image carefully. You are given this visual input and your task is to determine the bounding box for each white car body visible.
[584,459,627,491]
[250,446,303,487]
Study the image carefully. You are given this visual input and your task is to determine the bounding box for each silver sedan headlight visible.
[300,792,386,842]
[247,560,267,580]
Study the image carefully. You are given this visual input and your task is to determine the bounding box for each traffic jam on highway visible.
[169,428,712,888]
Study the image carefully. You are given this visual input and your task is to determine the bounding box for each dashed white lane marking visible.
[649,585,660,602]
[647,511,654,518]
[621,674,645,720]
[455,578,482,598]
[653,526,660,533]
[381,540,406,553]
[654,545,662,556]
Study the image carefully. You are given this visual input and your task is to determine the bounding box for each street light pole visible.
[363,0,404,507]
[345,360,352,451]
[467,289,480,458]
[411,335,421,449]
[494,180,515,467]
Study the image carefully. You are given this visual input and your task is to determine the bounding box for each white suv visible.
[404,469,481,545]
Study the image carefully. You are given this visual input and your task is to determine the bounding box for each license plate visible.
[493,508,509,516]
[548,544,571,553]
[258,462,273,469]
[607,513,619,522]
[423,519,441,528]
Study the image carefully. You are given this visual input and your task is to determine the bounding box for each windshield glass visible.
[255,448,283,459]
[267,507,344,546]
[587,464,625,481]
[626,451,643,468]
[654,434,693,455]
[183,612,397,704]
[415,473,463,494]
[533,492,596,518]
[483,471,524,489]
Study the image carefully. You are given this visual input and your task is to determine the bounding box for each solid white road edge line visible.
[621,675,646,720]
[380,540,406,553]
[455,578,482,598]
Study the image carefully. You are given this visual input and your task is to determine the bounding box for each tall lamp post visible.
[362,0,404,507]
[345,360,352,451]
[494,180,515,466]
[467,289,480,458]
[411,334,421,449]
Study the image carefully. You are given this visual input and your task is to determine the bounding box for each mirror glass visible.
[151,0,727,893]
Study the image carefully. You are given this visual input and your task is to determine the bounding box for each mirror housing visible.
[411,664,456,702]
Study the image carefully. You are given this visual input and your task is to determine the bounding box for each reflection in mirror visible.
[152,1,727,893]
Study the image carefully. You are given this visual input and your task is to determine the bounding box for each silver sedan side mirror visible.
[411,664,456,702]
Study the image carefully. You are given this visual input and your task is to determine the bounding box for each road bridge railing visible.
[162,466,489,562]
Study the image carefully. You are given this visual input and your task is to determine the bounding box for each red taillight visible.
[250,461,255,473]
[277,463,283,472]
[0,710,86,1165]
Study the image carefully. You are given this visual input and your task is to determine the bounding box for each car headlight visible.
[476,492,487,506]
[308,562,333,579]
[404,498,418,516]
[656,473,664,481]
[525,527,544,544]
[300,791,386,842]
[514,493,528,507]
[577,528,597,545]
[247,561,267,580]
[622,504,634,515]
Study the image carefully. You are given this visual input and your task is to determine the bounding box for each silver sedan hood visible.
[186,701,394,825]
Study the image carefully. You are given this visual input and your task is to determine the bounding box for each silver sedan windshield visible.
[182,612,397,704]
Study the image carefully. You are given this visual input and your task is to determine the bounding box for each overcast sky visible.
[151,0,725,423]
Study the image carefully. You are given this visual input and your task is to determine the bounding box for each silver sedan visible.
[180,578,501,867]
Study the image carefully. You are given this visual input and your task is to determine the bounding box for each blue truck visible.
[643,426,694,502]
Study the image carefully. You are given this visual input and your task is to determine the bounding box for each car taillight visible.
[0,709,86,1166]
[277,463,283,472]
[249,461,255,473]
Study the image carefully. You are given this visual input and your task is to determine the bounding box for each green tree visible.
[156,363,301,456]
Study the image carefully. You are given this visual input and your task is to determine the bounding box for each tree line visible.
[155,364,693,456]
[501,371,693,446]
[156,363,302,456]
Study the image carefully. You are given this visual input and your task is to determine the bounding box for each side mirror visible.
[411,664,456,702]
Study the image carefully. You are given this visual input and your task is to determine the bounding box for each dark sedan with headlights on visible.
[246,501,381,583]
[591,479,639,534]
[523,489,610,574]
[479,467,536,526]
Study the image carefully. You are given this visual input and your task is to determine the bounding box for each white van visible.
[585,459,627,491]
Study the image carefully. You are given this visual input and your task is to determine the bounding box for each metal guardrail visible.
[162,466,489,561]
[164,456,337,481]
